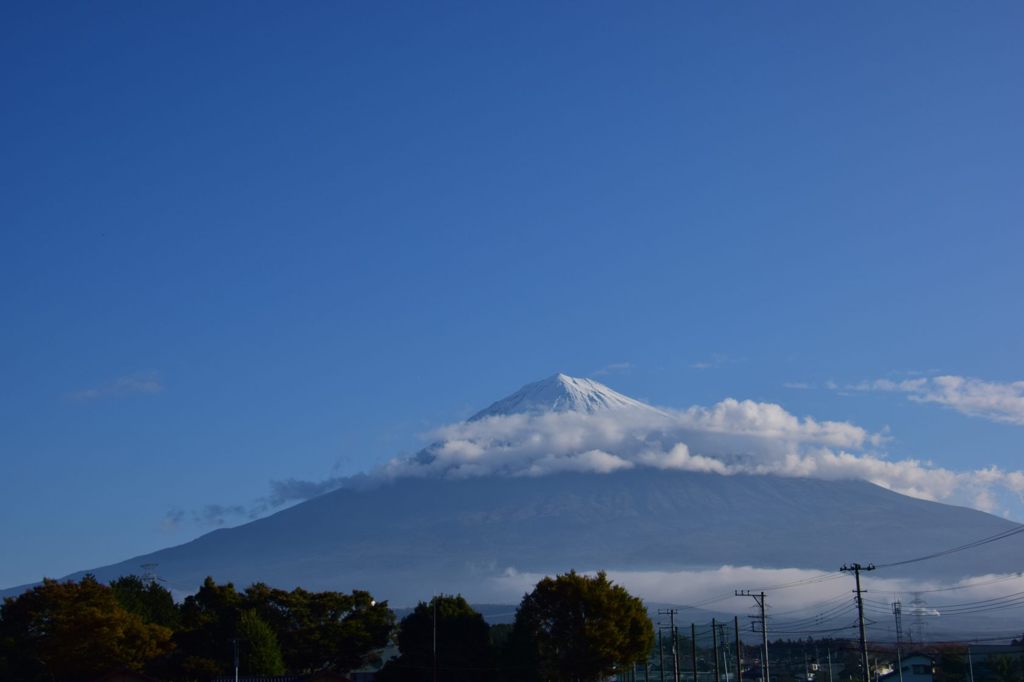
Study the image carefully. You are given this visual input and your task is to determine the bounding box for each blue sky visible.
[2,2,1022,588]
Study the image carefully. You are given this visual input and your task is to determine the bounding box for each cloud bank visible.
[190,392,1024,527]
[373,398,1024,518]
[486,565,1024,618]
[854,375,1024,426]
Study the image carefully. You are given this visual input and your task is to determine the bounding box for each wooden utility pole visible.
[660,628,666,682]
[841,563,876,682]
[736,591,769,682]
[735,616,743,682]
[660,610,680,682]
[713,618,721,682]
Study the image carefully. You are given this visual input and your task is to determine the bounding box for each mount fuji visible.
[469,373,663,420]
[5,374,1023,623]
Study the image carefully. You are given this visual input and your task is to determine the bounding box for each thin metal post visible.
[720,623,730,682]
[672,616,680,682]
[692,623,699,682]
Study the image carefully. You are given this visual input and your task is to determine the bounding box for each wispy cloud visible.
[68,371,163,401]
[193,504,247,527]
[592,362,633,377]
[264,476,352,508]
[161,508,185,532]
[851,375,1024,426]
[783,382,813,390]
[690,353,740,370]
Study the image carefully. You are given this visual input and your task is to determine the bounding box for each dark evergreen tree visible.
[110,574,181,630]
[238,608,286,675]
[241,582,394,674]
[174,576,244,678]
[377,594,494,681]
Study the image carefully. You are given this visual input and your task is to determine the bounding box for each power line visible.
[875,525,1024,569]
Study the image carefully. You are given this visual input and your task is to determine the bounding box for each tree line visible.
[0,570,653,682]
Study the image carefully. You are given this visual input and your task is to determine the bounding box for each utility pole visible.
[660,610,680,682]
[231,638,240,682]
[674,617,681,682]
[736,591,769,682]
[719,622,730,682]
[692,623,699,682]
[841,563,876,682]
[735,616,743,682]
[432,596,438,682]
[660,628,666,682]
[713,618,721,682]
[892,601,904,682]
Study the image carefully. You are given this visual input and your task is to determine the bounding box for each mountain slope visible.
[6,374,1022,619]
[10,470,1020,605]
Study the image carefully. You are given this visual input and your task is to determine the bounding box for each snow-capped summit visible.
[469,373,659,421]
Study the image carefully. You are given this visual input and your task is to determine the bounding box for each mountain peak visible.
[469,373,657,421]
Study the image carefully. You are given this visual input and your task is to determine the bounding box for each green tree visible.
[990,654,1021,682]
[239,609,286,675]
[110,575,181,630]
[377,594,494,681]
[242,582,394,674]
[513,570,654,682]
[174,576,244,677]
[0,575,174,682]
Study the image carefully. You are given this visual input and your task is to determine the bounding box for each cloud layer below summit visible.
[375,397,1024,518]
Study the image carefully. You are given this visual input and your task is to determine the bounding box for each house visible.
[880,653,934,682]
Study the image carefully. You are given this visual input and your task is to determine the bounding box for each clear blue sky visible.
[2,2,1022,588]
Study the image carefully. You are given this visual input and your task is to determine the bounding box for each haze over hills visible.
[5,374,1023,635]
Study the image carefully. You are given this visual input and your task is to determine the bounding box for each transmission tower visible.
[140,563,159,585]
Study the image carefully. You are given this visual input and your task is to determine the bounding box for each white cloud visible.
[593,362,633,376]
[371,398,1024,519]
[690,353,740,370]
[68,371,163,401]
[485,565,1024,615]
[852,375,1024,426]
